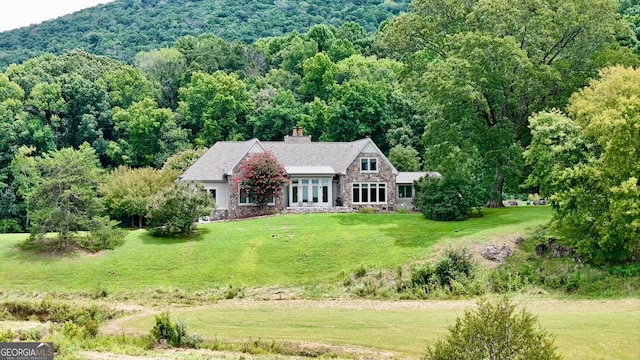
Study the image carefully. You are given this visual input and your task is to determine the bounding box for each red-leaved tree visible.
[235,151,288,210]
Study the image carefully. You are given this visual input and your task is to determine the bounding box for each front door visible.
[290,178,331,207]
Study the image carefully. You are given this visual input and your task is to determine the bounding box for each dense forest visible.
[1,0,640,263]
[0,0,409,68]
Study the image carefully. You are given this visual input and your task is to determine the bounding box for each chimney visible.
[284,126,312,143]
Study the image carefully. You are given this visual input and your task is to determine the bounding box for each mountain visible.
[0,0,409,69]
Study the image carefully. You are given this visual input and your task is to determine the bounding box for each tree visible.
[426,297,561,360]
[388,144,420,171]
[527,66,640,263]
[382,0,635,207]
[100,166,179,228]
[414,148,484,221]
[146,182,215,237]
[15,143,123,252]
[178,71,254,145]
[110,98,189,168]
[234,151,287,211]
[162,147,208,173]
[135,48,187,109]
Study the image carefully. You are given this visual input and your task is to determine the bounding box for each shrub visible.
[358,206,377,213]
[413,174,484,221]
[151,311,177,345]
[150,312,201,348]
[488,268,530,294]
[0,219,22,233]
[426,297,561,360]
[147,182,215,237]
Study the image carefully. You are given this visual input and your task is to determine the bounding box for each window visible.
[360,158,378,173]
[208,189,217,202]
[352,183,386,204]
[398,185,412,198]
[239,187,274,205]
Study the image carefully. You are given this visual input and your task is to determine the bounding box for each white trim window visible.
[398,185,412,198]
[352,183,386,204]
[239,187,274,205]
[207,189,217,202]
[360,157,378,173]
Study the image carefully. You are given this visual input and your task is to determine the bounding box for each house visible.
[180,128,433,219]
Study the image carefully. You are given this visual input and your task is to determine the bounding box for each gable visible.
[362,142,378,154]
[248,142,265,154]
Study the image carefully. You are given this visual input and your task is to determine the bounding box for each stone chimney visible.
[284,126,312,143]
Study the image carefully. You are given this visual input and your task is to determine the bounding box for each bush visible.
[150,312,202,348]
[400,247,482,297]
[426,297,561,360]
[151,311,177,345]
[0,219,22,233]
[147,182,215,237]
[413,175,483,221]
[358,206,377,213]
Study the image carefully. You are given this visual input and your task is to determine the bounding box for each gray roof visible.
[261,139,370,175]
[180,138,398,181]
[180,139,262,181]
[396,171,441,184]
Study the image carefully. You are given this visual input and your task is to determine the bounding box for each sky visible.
[0,0,115,32]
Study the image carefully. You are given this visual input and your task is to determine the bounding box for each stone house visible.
[179,128,433,219]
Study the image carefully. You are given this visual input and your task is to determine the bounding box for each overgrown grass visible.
[0,207,551,294]
[498,225,640,298]
[119,299,640,359]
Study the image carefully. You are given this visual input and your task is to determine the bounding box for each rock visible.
[535,237,574,258]
[535,243,547,257]
[481,245,513,263]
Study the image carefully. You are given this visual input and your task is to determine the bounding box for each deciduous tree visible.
[234,151,287,211]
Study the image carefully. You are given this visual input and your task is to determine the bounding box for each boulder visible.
[481,245,513,263]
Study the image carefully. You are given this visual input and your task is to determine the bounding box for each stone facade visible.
[226,154,287,219]
[340,151,396,211]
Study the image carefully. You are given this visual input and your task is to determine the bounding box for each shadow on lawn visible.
[140,227,211,245]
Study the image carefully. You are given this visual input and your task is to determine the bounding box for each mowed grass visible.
[0,207,551,293]
[119,299,640,359]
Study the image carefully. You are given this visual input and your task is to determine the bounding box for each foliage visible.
[388,144,420,171]
[110,98,189,168]
[526,67,640,263]
[234,151,288,210]
[382,0,635,207]
[0,0,409,68]
[150,311,202,348]
[162,147,207,173]
[425,297,561,360]
[178,71,254,145]
[402,247,478,296]
[100,166,179,228]
[14,143,124,252]
[146,182,214,237]
[414,149,484,221]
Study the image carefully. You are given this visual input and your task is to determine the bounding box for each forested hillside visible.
[0,0,409,68]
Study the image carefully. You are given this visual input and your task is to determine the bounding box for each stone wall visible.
[341,151,396,211]
[226,153,286,219]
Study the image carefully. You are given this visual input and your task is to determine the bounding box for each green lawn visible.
[118,299,640,359]
[0,207,551,293]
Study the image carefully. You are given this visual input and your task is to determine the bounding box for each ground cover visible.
[0,207,551,294]
[108,298,640,360]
